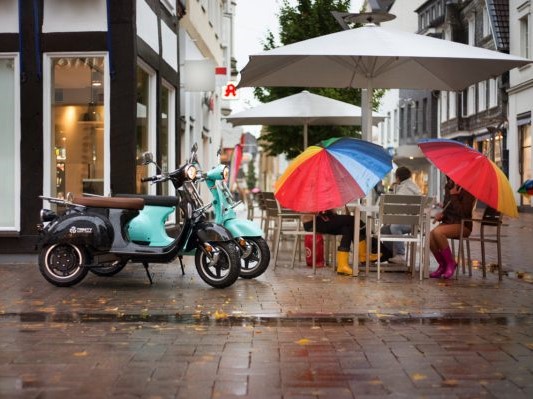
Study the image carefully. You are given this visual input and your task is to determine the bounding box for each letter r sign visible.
[221,81,239,100]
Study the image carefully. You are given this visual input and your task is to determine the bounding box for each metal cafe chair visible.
[369,194,427,280]
[458,206,504,281]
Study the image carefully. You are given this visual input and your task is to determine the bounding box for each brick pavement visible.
[0,210,532,398]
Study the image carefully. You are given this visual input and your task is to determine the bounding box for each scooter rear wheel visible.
[38,243,88,287]
[239,237,270,279]
[195,242,240,288]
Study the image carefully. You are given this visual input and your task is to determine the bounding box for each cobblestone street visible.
[1,212,532,398]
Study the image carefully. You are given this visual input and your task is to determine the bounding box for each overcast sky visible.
[232,0,364,119]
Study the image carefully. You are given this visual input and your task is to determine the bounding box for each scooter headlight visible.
[222,166,229,181]
[185,165,197,180]
[40,209,57,222]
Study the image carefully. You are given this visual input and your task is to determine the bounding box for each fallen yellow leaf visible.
[214,310,228,320]
[73,351,88,357]
[411,373,427,381]
[295,338,311,345]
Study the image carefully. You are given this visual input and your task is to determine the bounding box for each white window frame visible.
[478,81,487,112]
[488,78,498,108]
[440,91,448,122]
[42,52,110,201]
[160,0,176,15]
[467,85,475,116]
[520,14,530,59]
[161,79,176,196]
[482,7,491,38]
[137,58,158,195]
[0,54,21,232]
[449,91,457,120]
[468,15,476,46]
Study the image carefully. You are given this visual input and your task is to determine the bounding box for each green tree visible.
[246,160,257,189]
[254,0,384,159]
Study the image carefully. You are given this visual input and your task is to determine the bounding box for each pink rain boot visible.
[440,246,458,280]
[429,250,446,278]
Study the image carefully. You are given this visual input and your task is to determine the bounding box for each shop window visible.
[0,57,19,231]
[47,55,106,199]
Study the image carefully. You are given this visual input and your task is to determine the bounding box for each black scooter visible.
[36,145,241,289]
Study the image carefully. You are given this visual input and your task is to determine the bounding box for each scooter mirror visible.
[141,152,154,165]
[189,143,199,164]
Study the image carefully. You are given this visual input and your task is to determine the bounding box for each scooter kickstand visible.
[142,262,153,285]
[178,256,185,275]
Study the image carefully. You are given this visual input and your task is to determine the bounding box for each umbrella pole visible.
[362,82,375,204]
[361,82,373,142]
[303,123,308,149]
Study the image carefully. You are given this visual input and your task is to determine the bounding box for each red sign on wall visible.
[221,81,239,100]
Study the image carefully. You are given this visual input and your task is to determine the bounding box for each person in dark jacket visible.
[429,176,476,279]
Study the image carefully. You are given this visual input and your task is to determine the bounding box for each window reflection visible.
[51,57,105,198]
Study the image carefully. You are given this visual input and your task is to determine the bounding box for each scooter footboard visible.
[224,218,263,238]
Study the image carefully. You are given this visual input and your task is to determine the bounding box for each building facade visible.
[508,0,533,210]
[0,0,187,252]
[437,0,509,171]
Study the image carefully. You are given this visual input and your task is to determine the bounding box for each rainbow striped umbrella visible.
[418,139,518,218]
[274,137,392,212]
[518,179,533,196]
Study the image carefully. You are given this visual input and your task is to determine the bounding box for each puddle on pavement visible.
[1,312,532,327]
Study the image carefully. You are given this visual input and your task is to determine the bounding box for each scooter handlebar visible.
[141,174,165,183]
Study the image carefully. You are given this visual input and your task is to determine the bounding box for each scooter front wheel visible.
[38,243,88,287]
[195,242,240,288]
[239,237,270,279]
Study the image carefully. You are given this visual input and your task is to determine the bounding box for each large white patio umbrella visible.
[238,23,532,142]
[226,90,385,148]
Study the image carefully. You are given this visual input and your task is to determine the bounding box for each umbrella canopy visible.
[518,179,533,196]
[418,139,518,218]
[238,24,531,141]
[226,90,385,148]
[275,137,393,212]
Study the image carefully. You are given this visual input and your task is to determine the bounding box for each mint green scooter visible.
[202,158,270,279]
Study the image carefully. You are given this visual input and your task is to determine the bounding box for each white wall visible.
[508,0,533,207]
[43,0,106,33]
[136,0,160,54]
[0,0,18,33]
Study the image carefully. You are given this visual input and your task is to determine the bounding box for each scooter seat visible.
[116,194,178,207]
[73,195,144,210]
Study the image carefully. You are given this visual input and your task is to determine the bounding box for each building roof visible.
[487,0,509,52]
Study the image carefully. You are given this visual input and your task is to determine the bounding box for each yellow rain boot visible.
[336,250,353,275]
[358,240,380,263]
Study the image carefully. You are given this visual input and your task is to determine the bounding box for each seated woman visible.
[301,210,372,276]
[430,176,476,279]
